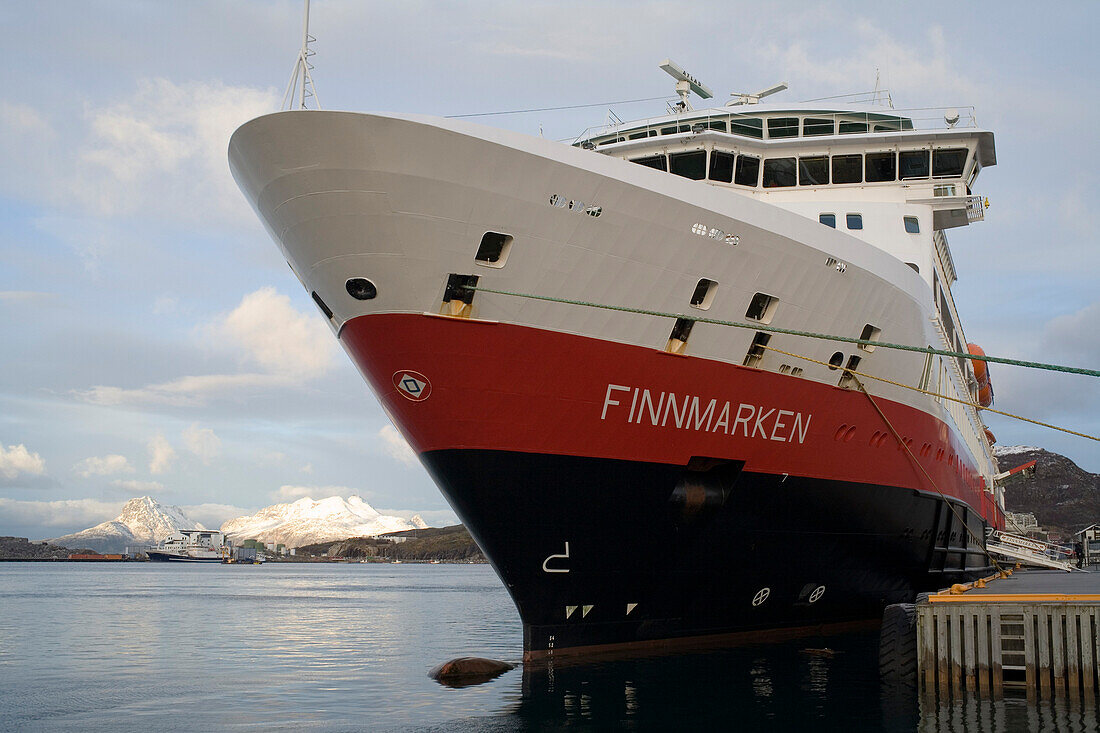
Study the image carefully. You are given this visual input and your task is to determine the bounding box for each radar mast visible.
[659,59,714,112]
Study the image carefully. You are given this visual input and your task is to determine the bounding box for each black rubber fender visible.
[879,603,918,683]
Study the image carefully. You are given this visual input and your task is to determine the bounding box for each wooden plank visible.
[990,606,1004,700]
[950,608,963,698]
[937,608,950,699]
[1068,607,1082,702]
[964,609,977,692]
[1082,609,1096,703]
[918,606,936,695]
[1053,607,1067,697]
[977,605,991,697]
[1034,603,1051,695]
[1024,607,1038,703]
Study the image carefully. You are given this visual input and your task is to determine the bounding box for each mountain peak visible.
[50,496,202,553]
[221,495,414,547]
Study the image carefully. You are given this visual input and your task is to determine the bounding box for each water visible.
[0,563,1095,731]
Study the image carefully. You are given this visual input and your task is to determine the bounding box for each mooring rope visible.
[466,285,1100,378]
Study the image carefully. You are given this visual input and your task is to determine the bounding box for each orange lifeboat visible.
[968,343,994,407]
[984,427,996,445]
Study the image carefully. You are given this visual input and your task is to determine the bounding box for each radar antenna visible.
[282,0,321,110]
[727,82,788,106]
[659,59,714,112]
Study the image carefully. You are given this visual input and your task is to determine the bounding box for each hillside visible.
[995,446,1100,536]
[0,537,93,560]
[296,525,485,562]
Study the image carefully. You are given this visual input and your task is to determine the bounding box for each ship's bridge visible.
[574,102,996,233]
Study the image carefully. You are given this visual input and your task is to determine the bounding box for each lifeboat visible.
[968,343,994,407]
[984,427,996,445]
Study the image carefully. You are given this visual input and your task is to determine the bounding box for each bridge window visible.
[661,124,692,135]
[832,154,862,184]
[631,154,667,171]
[734,155,760,186]
[730,117,763,138]
[865,152,897,182]
[669,151,707,180]
[763,157,797,187]
[798,156,829,186]
[839,120,869,134]
[900,150,930,179]
[706,119,728,132]
[709,151,735,183]
[628,129,658,140]
[904,216,920,234]
[767,117,799,139]
[846,213,863,230]
[933,148,968,178]
[803,118,835,136]
[819,213,836,228]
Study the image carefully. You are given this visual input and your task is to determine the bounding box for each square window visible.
[669,151,707,180]
[730,117,763,138]
[798,156,829,186]
[734,155,760,186]
[632,155,667,171]
[690,278,718,310]
[767,117,799,139]
[475,232,513,268]
[899,150,930,179]
[745,292,777,323]
[904,217,920,234]
[762,158,797,188]
[709,151,735,183]
[832,155,862,184]
[846,213,863,230]
[819,213,836,228]
[803,118,835,136]
[865,152,896,182]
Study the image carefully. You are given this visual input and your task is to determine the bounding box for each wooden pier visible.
[917,569,1100,700]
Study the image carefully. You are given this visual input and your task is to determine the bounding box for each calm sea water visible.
[0,563,1095,732]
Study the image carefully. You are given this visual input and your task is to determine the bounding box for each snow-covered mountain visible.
[220,496,420,547]
[50,496,204,553]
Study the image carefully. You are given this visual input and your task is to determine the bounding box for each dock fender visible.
[879,603,918,683]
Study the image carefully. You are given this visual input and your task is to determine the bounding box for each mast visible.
[282,0,321,111]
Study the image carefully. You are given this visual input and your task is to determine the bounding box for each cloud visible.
[182,423,221,464]
[0,444,46,480]
[182,503,251,530]
[73,454,134,478]
[271,485,360,502]
[1042,301,1100,368]
[111,479,165,494]
[211,287,337,379]
[73,287,337,408]
[0,497,122,531]
[378,424,418,467]
[148,434,176,475]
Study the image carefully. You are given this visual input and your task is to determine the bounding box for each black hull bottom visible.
[146,551,223,563]
[421,449,991,659]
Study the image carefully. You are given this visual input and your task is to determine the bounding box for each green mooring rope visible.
[465,285,1100,378]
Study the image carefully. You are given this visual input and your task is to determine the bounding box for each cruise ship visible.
[229,66,1003,659]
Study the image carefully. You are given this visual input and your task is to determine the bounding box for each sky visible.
[0,1,1097,539]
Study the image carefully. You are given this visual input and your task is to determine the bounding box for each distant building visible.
[1006,512,1040,535]
[1075,525,1100,567]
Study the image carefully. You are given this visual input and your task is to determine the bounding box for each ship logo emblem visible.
[393,370,432,402]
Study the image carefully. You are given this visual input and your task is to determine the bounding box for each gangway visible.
[986,531,1077,571]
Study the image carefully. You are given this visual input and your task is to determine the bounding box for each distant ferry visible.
[147,530,227,563]
[230,61,1003,659]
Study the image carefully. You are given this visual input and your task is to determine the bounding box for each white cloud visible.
[0,497,122,531]
[73,287,337,408]
[111,479,165,494]
[0,444,46,479]
[271,485,360,502]
[182,423,221,464]
[73,454,134,478]
[212,287,337,379]
[182,503,251,530]
[378,424,418,467]
[148,434,176,475]
[300,463,313,474]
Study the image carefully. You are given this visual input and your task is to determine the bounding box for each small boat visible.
[146,530,227,563]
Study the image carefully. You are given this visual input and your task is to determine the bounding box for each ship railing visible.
[966,195,985,222]
[574,105,978,147]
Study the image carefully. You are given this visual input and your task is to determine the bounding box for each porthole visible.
[752,587,771,607]
[345,278,377,301]
[808,586,826,603]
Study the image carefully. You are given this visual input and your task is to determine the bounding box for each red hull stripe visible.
[341,313,999,526]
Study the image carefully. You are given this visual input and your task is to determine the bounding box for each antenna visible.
[727,81,788,106]
[659,59,714,112]
[282,0,321,111]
